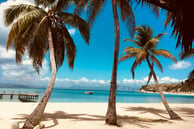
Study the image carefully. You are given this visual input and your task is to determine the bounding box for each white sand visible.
[0,102,194,129]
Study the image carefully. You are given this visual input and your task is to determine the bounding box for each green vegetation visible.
[4,0,90,128]
[136,0,193,51]
[120,25,181,119]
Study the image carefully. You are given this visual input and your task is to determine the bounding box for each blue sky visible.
[0,0,193,89]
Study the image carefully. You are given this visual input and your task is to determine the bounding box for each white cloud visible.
[0,47,15,59]
[160,77,179,83]
[169,61,192,70]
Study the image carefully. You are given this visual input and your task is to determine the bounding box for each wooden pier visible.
[0,93,39,102]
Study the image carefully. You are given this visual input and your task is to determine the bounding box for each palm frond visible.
[124,47,142,53]
[73,0,89,15]
[62,25,76,69]
[164,1,194,51]
[134,0,160,17]
[28,18,48,73]
[135,26,153,46]
[34,0,55,7]
[151,49,177,63]
[58,12,90,44]
[53,0,72,11]
[150,55,163,72]
[4,4,42,26]
[119,53,137,62]
[51,24,65,70]
[135,0,171,11]
[6,9,46,50]
[131,61,138,79]
[135,50,147,64]
[143,33,166,50]
[124,39,143,47]
[87,0,106,26]
[117,0,135,37]
[179,49,194,60]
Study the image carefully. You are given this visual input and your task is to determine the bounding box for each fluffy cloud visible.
[31,76,181,89]
[169,61,192,70]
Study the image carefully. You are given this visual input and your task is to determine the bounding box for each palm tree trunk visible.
[22,27,57,129]
[146,57,181,120]
[105,0,119,125]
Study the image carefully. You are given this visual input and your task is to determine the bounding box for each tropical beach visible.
[0,0,193,129]
[0,102,194,129]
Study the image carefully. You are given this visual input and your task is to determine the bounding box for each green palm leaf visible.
[134,0,160,17]
[131,61,138,79]
[131,50,147,79]
[51,25,65,70]
[124,47,142,53]
[124,39,143,47]
[119,53,137,62]
[150,55,163,72]
[87,0,106,26]
[117,0,135,37]
[73,0,89,15]
[151,49,177,63]
[179,49,194,60]
[58,12,90,44]
[144,33,166,50]
[53,0,72,11]
[62,25,76,69]
[135,50,147,64]
[135,26,153,46]
[4,4,41,26]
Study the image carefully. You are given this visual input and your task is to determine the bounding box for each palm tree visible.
[120,25,181,119]
[74,0,137,125]
[4,0,90,128]
[135,0,194,51]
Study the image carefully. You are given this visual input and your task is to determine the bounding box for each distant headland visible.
[139,78,194,94]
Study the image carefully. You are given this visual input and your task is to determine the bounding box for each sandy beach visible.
[0,102,194,129]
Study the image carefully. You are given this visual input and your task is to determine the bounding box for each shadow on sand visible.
[12,110,173,129]
[12,105,194,128]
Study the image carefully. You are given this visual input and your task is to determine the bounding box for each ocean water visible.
[1,88,194,103]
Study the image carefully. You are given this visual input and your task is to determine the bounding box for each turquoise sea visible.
[1,88,194,103]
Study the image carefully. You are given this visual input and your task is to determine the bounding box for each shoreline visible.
[1,102,194,129]
[138,90,194,96]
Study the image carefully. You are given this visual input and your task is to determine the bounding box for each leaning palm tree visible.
[135,0,194,51]
[4,0,90,128]
[120,25,181,119]
[74,0,137,125]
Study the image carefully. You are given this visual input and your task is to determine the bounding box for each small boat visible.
[84,91,94,95]
[18,94,39,102]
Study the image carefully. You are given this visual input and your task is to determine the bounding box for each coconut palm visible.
[74,0,137,125]
[120,25,181,119]
[135,0,194,51]
[73,0,161,125]
[4,0,90,128]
